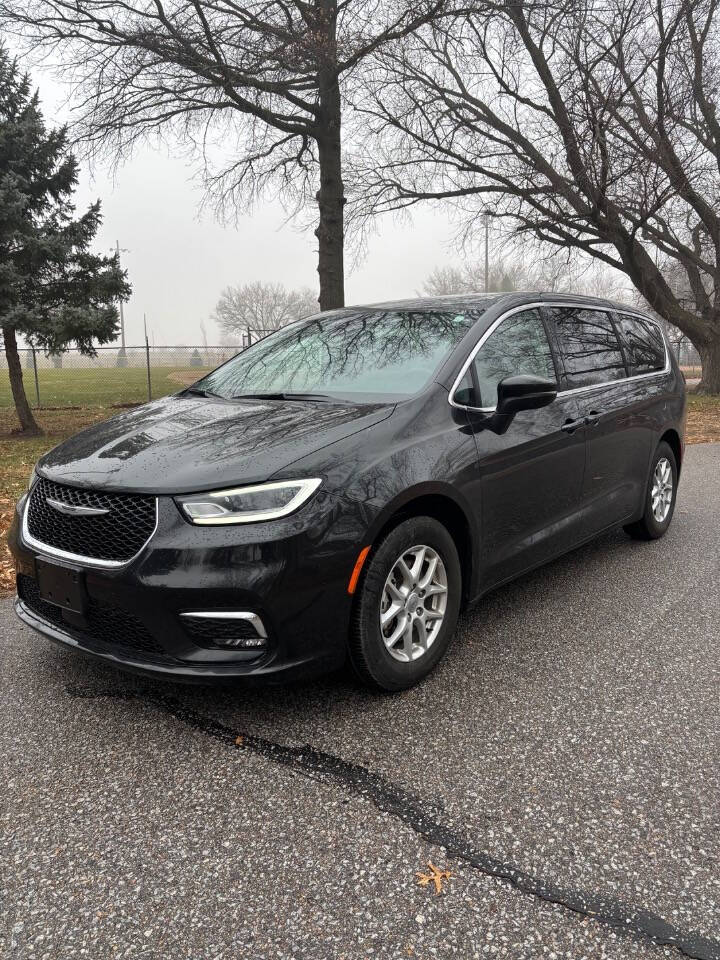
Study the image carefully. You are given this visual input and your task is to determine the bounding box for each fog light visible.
[180,611,268,651]
[217,635,267,649]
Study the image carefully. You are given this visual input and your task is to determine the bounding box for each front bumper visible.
[8,491,358,683]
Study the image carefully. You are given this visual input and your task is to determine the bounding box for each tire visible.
[624,441,678,541]
[349,516,462,692]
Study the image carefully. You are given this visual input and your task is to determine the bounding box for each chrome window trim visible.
[180,610,267,639]
[22,489,159,570]
[448,301,671,412]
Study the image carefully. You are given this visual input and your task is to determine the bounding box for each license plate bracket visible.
[35,559,87,614]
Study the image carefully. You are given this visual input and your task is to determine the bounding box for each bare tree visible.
[213,280,317,338]
[420,265,473,296]
[420,261,520,293]
[527,255,631,300]
[0,0,448,313]
[420,253,630,299]
[359,0,720,392]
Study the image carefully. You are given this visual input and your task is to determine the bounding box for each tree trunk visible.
[2,325,43,435]
[314,0,345,312]
[697,339,720,394]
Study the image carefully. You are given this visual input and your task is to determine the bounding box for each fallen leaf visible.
[416,861,452,895]
[235,736,244,746]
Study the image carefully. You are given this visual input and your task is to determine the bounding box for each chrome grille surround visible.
[24,477,158,568]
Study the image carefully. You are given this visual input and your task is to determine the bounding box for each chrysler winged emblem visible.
[45,497,110,517]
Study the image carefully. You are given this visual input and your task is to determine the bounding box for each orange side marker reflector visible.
[347,546,371,595]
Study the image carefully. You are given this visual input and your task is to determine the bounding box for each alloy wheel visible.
[651,456,673,523]
[379,544,448,662]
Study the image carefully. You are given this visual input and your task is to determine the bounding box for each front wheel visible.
[624,440,678,541]
[349,516,462,692]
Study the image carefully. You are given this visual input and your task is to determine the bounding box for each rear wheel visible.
[624,441,678,541]
[349,516,462,691]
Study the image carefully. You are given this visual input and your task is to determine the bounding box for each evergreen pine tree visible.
[0,48,129,435]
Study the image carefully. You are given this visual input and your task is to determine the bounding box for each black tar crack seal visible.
[66,684,720,960]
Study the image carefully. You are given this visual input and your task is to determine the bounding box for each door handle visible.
[584,410,602,426]
[561,417,585,434]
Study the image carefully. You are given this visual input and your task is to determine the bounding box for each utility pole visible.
[116,241,128,367]
[144,313,152,402]
[116,241,126,349]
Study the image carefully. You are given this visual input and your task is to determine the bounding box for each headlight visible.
[175,478,322,525]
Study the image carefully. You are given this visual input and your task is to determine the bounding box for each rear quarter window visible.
[548,307,627,389]
[615,314,666,375]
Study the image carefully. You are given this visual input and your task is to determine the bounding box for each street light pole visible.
[484,214,490,292]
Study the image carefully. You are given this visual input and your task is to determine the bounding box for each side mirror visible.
[472,374,558,435]
[496,375,558,416]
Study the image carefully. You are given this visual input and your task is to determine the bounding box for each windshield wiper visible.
[182,386,222,398]
[232,391,337,402]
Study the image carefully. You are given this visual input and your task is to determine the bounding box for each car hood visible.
[37,394,394,493]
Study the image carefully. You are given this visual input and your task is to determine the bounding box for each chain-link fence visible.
[0,327,705,414]
[668,337,702,379]
[0,344,248,410]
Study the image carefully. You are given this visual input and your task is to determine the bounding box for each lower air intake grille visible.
[26,477,156,563]
[17,574,164,658]
[17,574,66,629]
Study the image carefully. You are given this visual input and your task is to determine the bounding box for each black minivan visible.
[10,293,686,690]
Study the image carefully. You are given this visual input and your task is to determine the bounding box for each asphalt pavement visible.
[1,444,719,960]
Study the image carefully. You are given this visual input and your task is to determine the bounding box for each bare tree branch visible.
[354,0,720,390]
[0,0,450,310]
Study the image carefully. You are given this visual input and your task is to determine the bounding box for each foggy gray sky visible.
[24,53,461,347]
[74,151,458,346]
[14,45,635,349]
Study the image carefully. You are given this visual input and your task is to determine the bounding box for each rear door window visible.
[548,308,627,389]
[615,313,666,374]
[471,309,556,408]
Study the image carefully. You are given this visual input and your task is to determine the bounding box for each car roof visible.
[337,291,651,318]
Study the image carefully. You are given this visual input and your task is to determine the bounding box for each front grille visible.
[182,615,266,649]
[17,574,164,658]
[27,477,156,563]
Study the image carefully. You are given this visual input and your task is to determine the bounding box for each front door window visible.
[472,309,556,408]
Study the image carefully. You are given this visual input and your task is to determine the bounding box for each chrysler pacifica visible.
[10,293,686,690]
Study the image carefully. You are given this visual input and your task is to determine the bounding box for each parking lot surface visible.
[1,444,719,960]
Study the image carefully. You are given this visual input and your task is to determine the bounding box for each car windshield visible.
[193,309,483,402]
